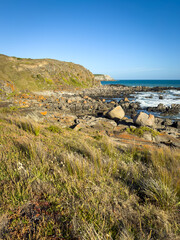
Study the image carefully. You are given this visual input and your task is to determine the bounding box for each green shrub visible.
[0,106,19,113]
[127,126,159,137]
[47,125,62,133]
[44,78,53,84]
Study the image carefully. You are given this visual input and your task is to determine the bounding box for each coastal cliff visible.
[0,55,180,240]
[0,54,95,92]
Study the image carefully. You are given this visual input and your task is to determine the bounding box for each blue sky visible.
[0,0,180,79]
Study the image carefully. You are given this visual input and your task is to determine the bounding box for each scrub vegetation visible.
[0,54,95,92]
[126,126,160,137]
[0,115,179,239]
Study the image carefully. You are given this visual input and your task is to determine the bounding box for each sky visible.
[0,0,180,79]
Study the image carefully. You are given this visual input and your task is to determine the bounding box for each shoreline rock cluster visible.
[147,103,180,116]
[1,84,180,149]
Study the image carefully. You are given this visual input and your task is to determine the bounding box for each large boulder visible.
[133,112,155,127]
[106,106,125,120]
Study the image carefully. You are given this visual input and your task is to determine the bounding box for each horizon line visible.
[113,79,180,81]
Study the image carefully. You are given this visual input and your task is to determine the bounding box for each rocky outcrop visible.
[94,74,114,81]
[147,103,180,116]
[154,133,180,148]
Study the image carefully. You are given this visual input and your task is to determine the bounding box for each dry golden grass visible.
[0,54,95,92]
[0,116,179,239]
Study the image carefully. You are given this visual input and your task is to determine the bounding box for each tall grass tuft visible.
[14,119,40,136]
[142,178,178,210]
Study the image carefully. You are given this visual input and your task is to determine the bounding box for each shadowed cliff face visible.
[0,54,95,92]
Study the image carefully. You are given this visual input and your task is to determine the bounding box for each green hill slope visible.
[0,54,95,92]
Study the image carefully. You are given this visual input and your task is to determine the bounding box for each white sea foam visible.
[169,89,180,95]
[131,90,180,108]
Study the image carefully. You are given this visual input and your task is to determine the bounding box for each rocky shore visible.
[0,54,180,239]
[1,83,180,239]
[1,84,180,149]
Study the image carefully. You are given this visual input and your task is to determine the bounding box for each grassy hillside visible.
[0,115,179,239]
[0,54,95,92]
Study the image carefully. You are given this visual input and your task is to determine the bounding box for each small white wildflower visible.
[17,162,27,177]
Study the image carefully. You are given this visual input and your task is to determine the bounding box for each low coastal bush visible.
[127,126,159,137]
[0,106,19,113]
[47,125,62,133]
[0,117,179,239]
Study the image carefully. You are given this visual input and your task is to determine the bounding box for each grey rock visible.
[106,106,125,120]
[143,132,153,141]
[133,112,155,127]
[162,119,172,126]
[157,103,166,112]
[154,134,180,148]
[121,102,130,109]
[130,102,139,109]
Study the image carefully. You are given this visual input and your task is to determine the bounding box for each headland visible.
[0,55,179,239]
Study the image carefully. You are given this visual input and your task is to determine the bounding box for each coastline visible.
[1,82,180,239]
[1,83,180,148]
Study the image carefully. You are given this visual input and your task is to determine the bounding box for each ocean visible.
[101,79,180,88]
[101,80,180,119]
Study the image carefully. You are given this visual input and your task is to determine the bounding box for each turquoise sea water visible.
[101,80,180,88]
